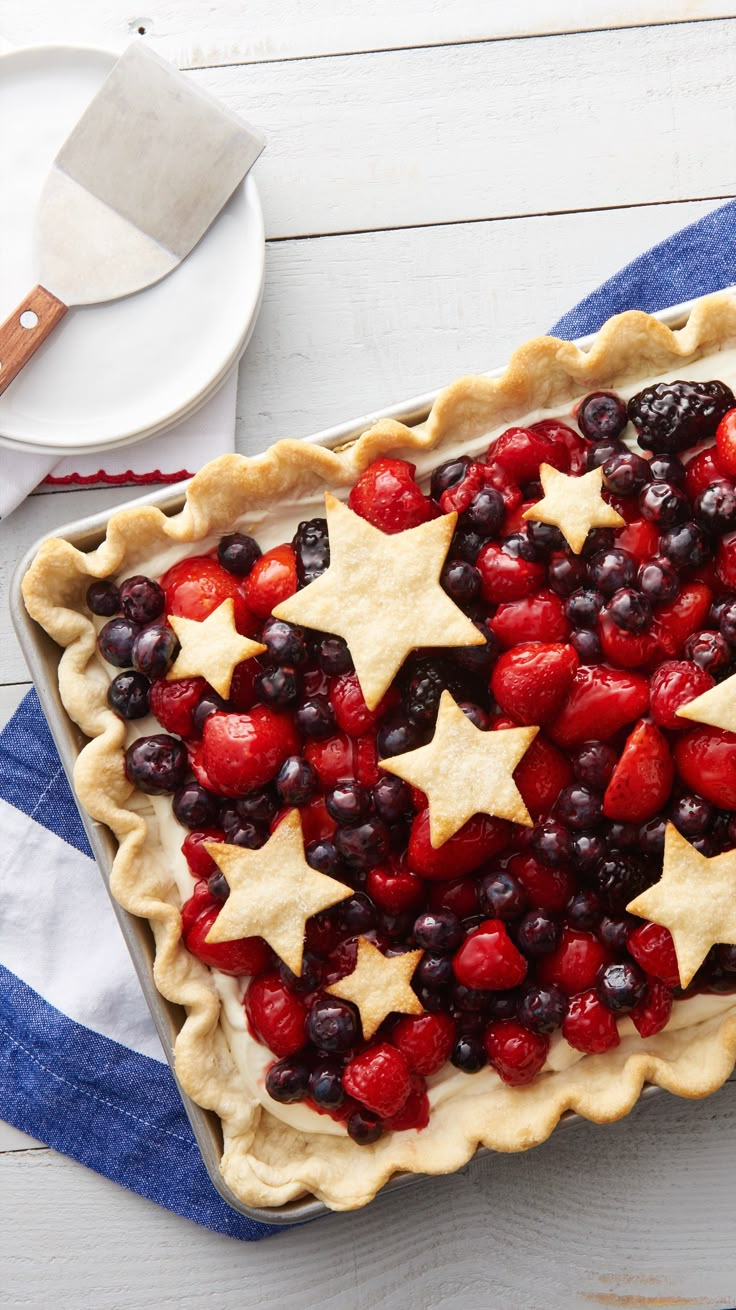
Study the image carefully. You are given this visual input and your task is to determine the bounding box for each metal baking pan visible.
[11,295,703,1224]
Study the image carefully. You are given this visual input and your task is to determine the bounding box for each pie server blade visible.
[0,42,266,396]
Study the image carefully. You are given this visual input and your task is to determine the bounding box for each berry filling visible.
[93,380,736,1145]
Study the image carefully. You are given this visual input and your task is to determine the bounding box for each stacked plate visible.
[0,44,265,457]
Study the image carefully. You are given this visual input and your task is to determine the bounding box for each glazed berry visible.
[650,660,715,730]
[255,665,300,707]
[265,1057,309,1104]
[477,541,546,603]
[669,792,714,837]
[173,781,220,830]
[339,893,377,935]
[536,926,611,994]
[372,774,412,824]
[565,588,604,629]
[547,551,588,597]
[502,531,543,563]
[276,756,318,806]
[595,853,653,913]
[391,1013,455,1076]
[349,457,432,534]
[479,871,528,921]
[587,547,636,595]
[430,455,472,501]
[417,954,454,989]
[565,889,602,931]
[295,695,336,741]
[607,588,651,634]
[245,973,307,1057]
[695,478,736,534]
[97,616,141,667]
[484,1020,549,1085]
[405,660,450,726]
[639,480,688,526]
[598,914,636,953]
[562,989,620,1054]
[515,909,561,957]
[451,1034,487,1073]
[606,820,640,850]
[131,624,178,678]
[217,533,261,577]
[683,629,731,673]
[309,1059,346,1110]
[638,815,667,858]
[597,961,647,1014]
[343,1042,411,1117]
[318,635,353,675]
[453,920,527,990]
[460,487,505,535]
[554,783,603,830]
[649,454,685,484]
[202,707,299,797]
[325,779,371,824]
[86,579,120,616]
[572,740,618,790]
[526,520,565,552]
[347,1109,383,1145]
[451,527,489,564]
[262,618,308,667]
[190,691,228,736]
[413,909,464,953]
[570,629,602,663]
[586,439,627,471]
[517,983,567,1033]
[602,450,650,496]
[293,517,330,585]
[637,556,680,606]
[675,725,736,810]
[531,818,572,867]
[628,378,735,453]
[570,831,606,873]
[125,734,188,794]
[107,670,150,720]
[333,817,391,869]
[659,521,711,569]
[377,716,424,758]
[719,598,736,644]
[207,871,230,901]
[441,559,481,605]
[307,996,359,1052]
[119,575,165,625]
[578,390,628,442]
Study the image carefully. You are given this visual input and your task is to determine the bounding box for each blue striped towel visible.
[3,199,736,1240]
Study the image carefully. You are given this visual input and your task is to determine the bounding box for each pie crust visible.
[21,292,736,1212]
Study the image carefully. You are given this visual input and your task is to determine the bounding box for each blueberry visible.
[417,953,454,988]
[279,951,323,995]
[173,781,220,829]
[517,983,567,1033]
[607,588,651,633]
[372,774,412,824]
[526,520,565,552]
[565,889,602,931]
[430,455,472,502]
[207,871,230,901]
[570,629,602,663]
[554,783,603,830]
[276,756,318,806]
[479,871,527,920]
[719,599,736,645]
[578,391,628,442]
[306,838,345,878]
[695,479,736,534]
[487,988,522,1020]
[255,665,300,707]
[451,527,490,565]
[293,518,330,586]
[413,909,464,953]
[587,547,636,595]
[98,616,141,667]
[86,579,120,617]
[309,1059,346,1111]
[191,692,228,736]
[229,822,269,850]
[347,1109,383,1145]
[598,961,647,1014]
[325,780,371,824]
[217,533,261,576]
[334,818,390,869]
[637,557,680,606]
[460,488,505,536]
[648,454,685,485]
[570,830,606,873]
[458,702,490,730]
[606,820,640,851]
[125,734,188,794]
[262,618,308,666]
[586,439,628,471]
[441,559,481,606]
[119,575,164,626]
[638,481,688,526]
[659,521,711,569]
[223,789,277,828]
[265,1057,310,1104]
[452,983,492,1013]
[532,818,572,866]
[565,588,604,629]
[339,893,377,935]
[318,635,354,675]
[598,914,636,953]
[638,815,667,858]
[450,1035,487,1073]
[717,944,736,973]
[670,792,713,837]
[131,624,178,678]
[581,527,617,560]
[603,451,650,496]
[377,715,425,758]
[107,670,150,720]
[516,909,561,957]
[547,552,588,597]
[295,695,336,740]
[572,740,618,789]
[307,997,359,1051]
[503,532,542,563]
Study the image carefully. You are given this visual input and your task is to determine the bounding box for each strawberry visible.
[652,582,712,657]
[513,733,573,820]
[477,542,546,604]
[408,809,511,880]
[530,418,589,473]
[674,725,736,809]
[597,611,660,669]
[180,880,218,936]
[507,852,575,912]
[453,919,528,990]
[161,555,256,635]
[427,876,480,919]
[615,518,661,564]
[685,445,724,498]
[630,978,673,1037]
[715,409,736,476]
[342,1042,411,1117]
[243,544,298,618]
[491,642,578,724]
[602,720,675,823]
[182,828,225,878]
[491,590,571,648]
[391,1013,455,1075]
[490,425,569,484]
[649,659,715,730]
[628,922,680,987]
[149,675,208,737]
[202,708,299,796]
[536,927,612,994]
[348,458,434,534]
[562,990,620,1054]
[484,1020,549,1085]
[366,862,425,913]
[184,905,271,977]
[244,972,308,1056]
[548,665,650,748]
[330,673,397,736]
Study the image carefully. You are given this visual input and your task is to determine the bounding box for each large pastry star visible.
[167,598,265,698]
[382,690,538,847]
[203,810,352,975]
[273,493,483,710]
[326,937,424,1038]
[627,823,736,986]
[676,671,736,733]
[523,463,625,554]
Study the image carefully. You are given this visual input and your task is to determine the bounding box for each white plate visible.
[0,44,265,455]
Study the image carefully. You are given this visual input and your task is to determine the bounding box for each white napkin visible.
[0,369,238,518]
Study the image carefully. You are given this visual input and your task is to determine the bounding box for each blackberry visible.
[292,517,330,586]
[627,379,734,453]
[405,659,457,726]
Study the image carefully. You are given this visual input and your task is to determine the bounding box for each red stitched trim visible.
[42,468,194,487]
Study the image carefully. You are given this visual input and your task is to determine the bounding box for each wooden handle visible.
[0,285,68,396]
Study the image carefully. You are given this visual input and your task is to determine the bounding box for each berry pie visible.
[22,293,736,1211]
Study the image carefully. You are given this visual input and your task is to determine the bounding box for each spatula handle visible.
[0,286,68,397]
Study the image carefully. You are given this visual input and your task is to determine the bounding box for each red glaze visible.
[491,589,571,647]
[182,828,225,878]
[630,979,673,1037]
[384,1074,430,1131]
[161,555,257,635]
[628,922,681,988]
[652,582,713,657]
[180,880,218,936]
[298,796,336,844]
[548,665,650,748]
[343,1042,411,1117]
[674,725,736,809]
[491,642,579,725]
[484,1019,549,1085]
[649,659,715,730]
[202,708,300,796]
[244,973,308,1057]
[477,542,547,604]
[391,1013,456,1075]
[427,876,480,918]
[149,675,207,737]
[348,457,434,533]
[602,720,675,823]
[243,544,298,618]
[184,907,271,977]
[507,852,575,912]
[513,734,574,821]
[453,919,528,990]
[530,418,589,473]
[562,990,620,1054]
[715,409,736,477]
[229,658,262,712]
[491,425,570,484]
[408,809,511,880]
[536,927,612,993]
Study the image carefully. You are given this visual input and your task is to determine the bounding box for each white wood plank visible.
[0,1,730,68]
[0,1123,43,1152]
[0,683,29,723]
[3,1082,736,1309]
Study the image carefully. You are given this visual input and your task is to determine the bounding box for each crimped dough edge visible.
[21,291,736,1212]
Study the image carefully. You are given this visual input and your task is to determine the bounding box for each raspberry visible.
[342,1042,411,1118]
[484,1020,549,1085]
[562,989,620,1054]
[392,1013,455,1075]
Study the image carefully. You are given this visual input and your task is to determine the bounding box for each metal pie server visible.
[0,42,265,397]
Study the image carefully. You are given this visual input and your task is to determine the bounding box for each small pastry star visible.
[326,937,424,1038]
[627,823,736,986]
[167,598,265,698]
[676,671,736,733]
[203,810,352,975]
[523,463,625,554]
[273,493,483,710]
[382,690,538,847]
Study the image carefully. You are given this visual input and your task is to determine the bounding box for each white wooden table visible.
[2,6,736,1307]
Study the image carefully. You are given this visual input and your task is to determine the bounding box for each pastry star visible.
[382,690,538,847]
[273,493,483,710]
[326,937,424,1038]
[676,671,736,733]
[203,810,352,975]
[167,598,265,698]
[523,463,625,554]
[627,823,736,986]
